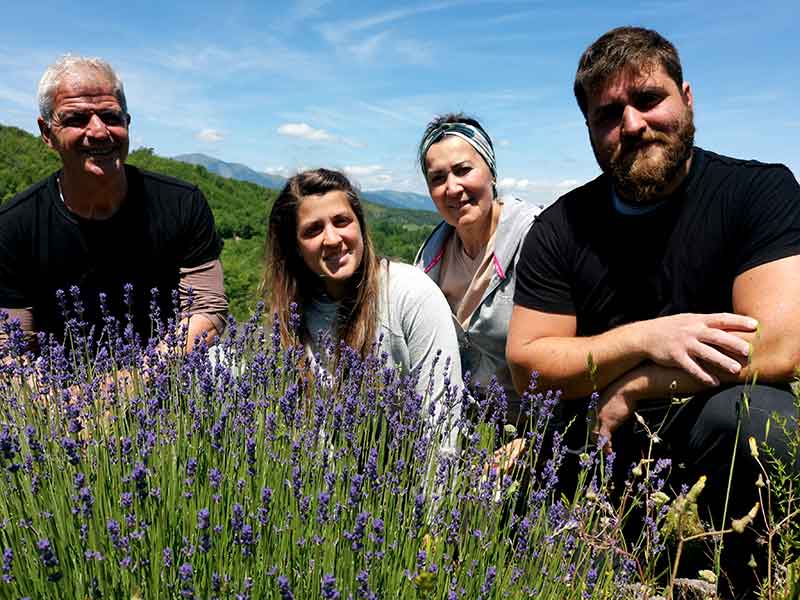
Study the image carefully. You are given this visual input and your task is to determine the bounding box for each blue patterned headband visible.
[419,122,497,180]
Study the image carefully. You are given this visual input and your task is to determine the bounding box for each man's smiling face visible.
[39,69,130,184]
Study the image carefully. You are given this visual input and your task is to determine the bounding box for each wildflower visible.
[371,518,385,546]
[731,502,760,534]
[209,468,223,489]
[240,524,255,556]
[163,547,173,568]
[37,538,58,568]
[321,573,340,599]
[179,562,194,599]
[748,436,759,459]
[697,569,716,584]
[277,575,294,600]
[2,547,13,583]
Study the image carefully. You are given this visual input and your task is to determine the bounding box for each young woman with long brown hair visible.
[265,168,461,409]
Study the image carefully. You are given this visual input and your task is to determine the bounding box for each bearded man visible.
[507,26,800,596]
[0,56,226,352]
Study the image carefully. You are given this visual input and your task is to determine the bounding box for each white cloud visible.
[342,165,394,189]
[195,128,224,142]
[344,165,385,177]
[348,32,390,62]
[277,122,364,148]
[265,165,290,176]
[498,177,580,193]
[277,122,334,142]
[497,177,530,191]
[498,139,511,147]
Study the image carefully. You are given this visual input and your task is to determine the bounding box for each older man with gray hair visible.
[0,55,227,350]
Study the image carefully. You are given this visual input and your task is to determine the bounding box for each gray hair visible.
[37,55,127,124]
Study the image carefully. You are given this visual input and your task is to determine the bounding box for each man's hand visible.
[638,313,755,385]
[595,384,636,452]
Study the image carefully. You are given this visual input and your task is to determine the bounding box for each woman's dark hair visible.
[264,168,380,357]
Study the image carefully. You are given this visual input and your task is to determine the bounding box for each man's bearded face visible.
[586,64,695,203]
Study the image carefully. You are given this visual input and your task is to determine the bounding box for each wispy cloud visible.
[317,2,464,64]
[278,122,335,142]
[498,177,579,193]
[277,122,364,148]
[195,128,224,142]
[318,2,465,43]
[356,101,419,125]
[344,164,394,188]
[344,165,385,177]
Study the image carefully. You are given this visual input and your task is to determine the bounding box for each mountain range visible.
[173,153,435,212]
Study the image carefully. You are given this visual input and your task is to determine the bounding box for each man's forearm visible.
[509,321,648,399]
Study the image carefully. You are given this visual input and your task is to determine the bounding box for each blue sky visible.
[1,0,798,205]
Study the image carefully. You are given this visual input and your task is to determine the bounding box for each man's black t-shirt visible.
[514,148,800,336]
[0,165,223,341]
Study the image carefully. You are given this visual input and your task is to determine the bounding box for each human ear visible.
[37,117,55,149]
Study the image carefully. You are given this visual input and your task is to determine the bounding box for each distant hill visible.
[0,124,439,319]
[362,189,432,212]
[174,153,288,190]
[175,152,435,213]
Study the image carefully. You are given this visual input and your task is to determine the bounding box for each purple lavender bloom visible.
[179,562,195,599]
[60,436,81,466]
[316,490,331,525]
[347,511,370,552]
[479,566,497,599]
[186,458,198,478]
[277,575,294,600]
[356,570,376,600]
[321,573,340,599]
[107,519,128,551]
[515,517,530,557]
[246,437,257,475]
[197,508,212,553]
[348,474,364,507]
[231,503,244,534]
[76,486,94,517]
[365,447,379,486]
[240,524,254,556]
[417,550,427,571]
[163,547,173,568]
[2,547,13,583]
[131,462,149,499]
[209,468,223,490]
[372,518,385,546]
[197,508,210,530]
[446,508,461,545]
[37,538,58,568]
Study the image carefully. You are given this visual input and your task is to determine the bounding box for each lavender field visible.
[0,293,797,599]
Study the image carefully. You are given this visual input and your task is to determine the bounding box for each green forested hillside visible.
[0,124,438,319]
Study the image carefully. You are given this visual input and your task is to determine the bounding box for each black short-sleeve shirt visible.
[0,165,223,340]
[514,148,800,336]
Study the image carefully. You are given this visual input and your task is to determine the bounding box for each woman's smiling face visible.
[424,136,495,231]
[295,190,364,300]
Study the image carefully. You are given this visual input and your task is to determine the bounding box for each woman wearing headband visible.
[415,114,537,425]
[266,168,462,420]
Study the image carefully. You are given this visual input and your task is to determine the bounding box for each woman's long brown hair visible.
[264,168,381,357]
